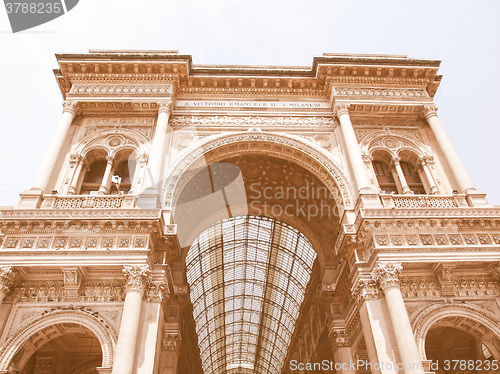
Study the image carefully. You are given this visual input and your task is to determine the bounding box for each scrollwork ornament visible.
[123,265,152,293]
[353,279,380,302]
[0,267,17,295]
[372,262,403,290]
[329,329,349,348]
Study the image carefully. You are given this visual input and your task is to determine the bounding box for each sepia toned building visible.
[0,50,499,374]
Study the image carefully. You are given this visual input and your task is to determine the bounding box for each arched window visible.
[80,159,106,195]
[110,150,137,194]
[401,161,425,194]
[372,160,398,193]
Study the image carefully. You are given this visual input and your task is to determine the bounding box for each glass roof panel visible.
[186,215,316,374]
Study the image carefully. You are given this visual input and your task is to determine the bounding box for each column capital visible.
[328,328,349,348]
[158,99,173,115]
[353,279,380,302]
[422,104,438,119]
[62,100,80,115]
[123,265,152,293]
[372,262,403,290]
[334,103,351,117]
[361,154,373,163]
[106,155,115,164]
[162,330,182,352]
[69,154,83,164]
[418,155,434,166]
[0,266,17,295]
[391,156,401,167]
[146,280,169,303]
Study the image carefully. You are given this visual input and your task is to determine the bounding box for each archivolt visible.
[411,302,500,360]
[163,131,354,212]
[0,308,117,370]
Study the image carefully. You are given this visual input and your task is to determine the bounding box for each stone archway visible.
[0,309,117,372]
[412,303,500,362]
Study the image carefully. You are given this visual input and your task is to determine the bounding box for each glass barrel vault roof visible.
[186,215,317,374]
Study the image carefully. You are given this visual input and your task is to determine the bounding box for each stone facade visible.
[0,51,499,374]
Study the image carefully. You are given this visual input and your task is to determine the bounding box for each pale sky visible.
[0,0,499,206]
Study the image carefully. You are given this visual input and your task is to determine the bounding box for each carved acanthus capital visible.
[422,104,438,119]
[353,279,380,302]
[329,329,349,348]
[62,100,80,115]
[0,267,17,295]
[158,99,173,115]
[362,154,373,163]
[334,103,350,118]
[372,262,403,290]
[146,281,168,303]
[69,154,83,164]
[123,265,152,293]
[162,330,182,352]
[419,155,435,166]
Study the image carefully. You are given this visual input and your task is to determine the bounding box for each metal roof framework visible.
[186,215,317,374]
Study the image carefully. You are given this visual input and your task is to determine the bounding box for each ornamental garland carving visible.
[123,265,152,293]
[171,115,337,128]
[162,331,182,352]
[371,262,403,290]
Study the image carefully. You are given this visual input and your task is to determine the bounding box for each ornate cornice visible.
[372,262,403,290]
[123,265,152,293]
[68,83,173,97]
[335,87,428,99]
[0,267,16,295]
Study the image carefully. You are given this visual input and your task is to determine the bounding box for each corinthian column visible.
[112,265,151,374]
[335,104,372,192]
[145,100,172,189]
[0,267,16,305]
[32,100,79,193]
[372,263,425,374]
[423,105,473,192]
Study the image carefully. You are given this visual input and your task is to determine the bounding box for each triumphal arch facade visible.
[1,50,499,374]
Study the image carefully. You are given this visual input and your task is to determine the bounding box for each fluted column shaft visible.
[98,156,115,195]
[112,265,151,374]
[335,104,371,192]
[146,100,172,189]
[33,101,78,192]
[423,105,473,192]
[372,263,425,374]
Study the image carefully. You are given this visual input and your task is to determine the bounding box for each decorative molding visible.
[69,84,173,97]
[123,265,151,293]
[0,267,16,295]
[171,115,337,128]
[328,329,349,347]
[146,281,168,303]
[372,262,402,290]
[335,87,427,99]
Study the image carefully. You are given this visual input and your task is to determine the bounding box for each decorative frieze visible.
[12,282,64,303]
[400,278,440,298]
[372,262,402,290]
[171,115,337,128]
[162,330,182,352]
[81,282,125,302]
[335,87,427,98]
[123,265,152,293]
[353,279,380,301]
[371,232,500,248]
[328,329,349,348]
[0,235,149,250]
[69,84,173,97]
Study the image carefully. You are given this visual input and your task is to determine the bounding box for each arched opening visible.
[80,149,108,195]
[9,323,102,374]
[371,151,398,194]
[186,215,318,374]
[400,161,425,194]
[110,149,136,194]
